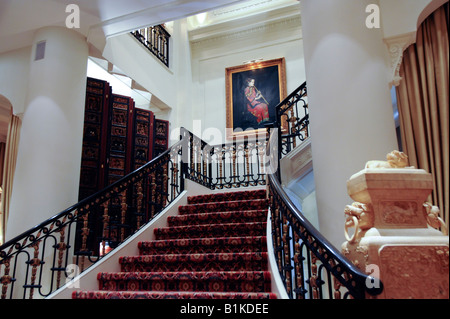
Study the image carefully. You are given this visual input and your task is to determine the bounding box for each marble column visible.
[7,27,88,240]
[300,0,398,247]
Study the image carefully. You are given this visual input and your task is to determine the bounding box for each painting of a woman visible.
[226,58,286,139]
[244,78,270,124]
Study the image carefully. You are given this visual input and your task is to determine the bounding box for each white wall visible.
[189,9,305,144]
[103,33,176,110]
[102,20,200,141]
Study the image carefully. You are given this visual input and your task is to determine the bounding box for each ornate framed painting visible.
[225,58,287,140]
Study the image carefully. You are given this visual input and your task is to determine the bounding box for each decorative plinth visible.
[347,168,432,229]
[342,151,449,299]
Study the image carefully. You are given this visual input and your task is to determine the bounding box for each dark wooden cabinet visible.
[76,77,169,255]
[79,78,169,200]
[153,119,169,158]
[107,94,134,185]
[79,77,112,200]
[132,108,155,170]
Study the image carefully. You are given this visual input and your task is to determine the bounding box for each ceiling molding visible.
[189,6,301,49]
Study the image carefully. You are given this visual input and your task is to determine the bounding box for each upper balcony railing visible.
[272,81,309,158]
[131,25,170,67]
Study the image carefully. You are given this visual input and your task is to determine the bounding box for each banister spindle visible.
[120,190,127,242]
[101,200,110,257]
[1,258,13,299]
[79,209,90,272]
[55,221,67,289]
[28,240,42,299]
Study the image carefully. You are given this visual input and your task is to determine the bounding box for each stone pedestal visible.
[342,156,449,299]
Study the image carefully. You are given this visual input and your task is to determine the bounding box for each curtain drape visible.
[396,2,449,231]
[0,142,5,187]
[0,114,22,245]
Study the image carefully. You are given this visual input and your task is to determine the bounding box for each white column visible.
[6,27,88,240]
[300,0,398,247]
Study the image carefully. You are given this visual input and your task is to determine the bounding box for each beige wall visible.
[380,0,448,38]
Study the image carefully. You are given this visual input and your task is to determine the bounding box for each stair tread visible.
[138,236,267,254]
[179,199,268,215]
[120,251,268,262]
[139,236,267,248]
[139,235,267,246]
[187,189,266,204]
[119,252,269,272]
[156,221,266,231]
[97,270,272,293]
[73,290,277,299]
[98,270,272,280]
[155,221,267,233]
[73,189,275,299]
[168,210,268,226]
[154,222,267,240]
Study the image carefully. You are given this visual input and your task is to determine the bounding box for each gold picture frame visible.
[225,58,287,140]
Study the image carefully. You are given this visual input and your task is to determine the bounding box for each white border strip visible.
[47,191,188,299]
[266,207,289,299]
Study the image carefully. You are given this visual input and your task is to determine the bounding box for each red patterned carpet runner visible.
[72,189,277,299]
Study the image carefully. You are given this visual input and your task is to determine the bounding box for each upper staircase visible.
[72,189,276,299]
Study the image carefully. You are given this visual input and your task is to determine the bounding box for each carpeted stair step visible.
[72,189,276,300]
[138,236,267,255]
[119,252,268,272]
[96,271,272,293]
[178,199,268,215]
[154,221,267,240]
[187,189,267,204]
[167,210,268,226]
[73,290,277,299]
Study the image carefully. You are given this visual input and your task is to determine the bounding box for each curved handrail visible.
[268,81,383,298]
[1,82,384,300]
[0,136,185,299]
[0,127,269,299]
[275,81,307,116]
[267,170,383,299]
[0,139,182,253]
[273,81,309,157]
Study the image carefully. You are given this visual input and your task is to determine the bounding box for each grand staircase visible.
[72,189,277,299]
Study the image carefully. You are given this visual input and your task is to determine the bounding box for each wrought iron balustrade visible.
[181,129,268,190]
[0,139,184,299]
[0,82,384,300]
[210,139,268,189]
[268,81,383,298]
[267,170,383,299]
[131,25,170,67]
[0,128,270,299]
[180,128,213,189]
[275,81,309,157]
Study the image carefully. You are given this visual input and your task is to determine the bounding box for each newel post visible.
[341,151,449,299]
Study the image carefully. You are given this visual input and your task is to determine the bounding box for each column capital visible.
[383,32,416,87]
